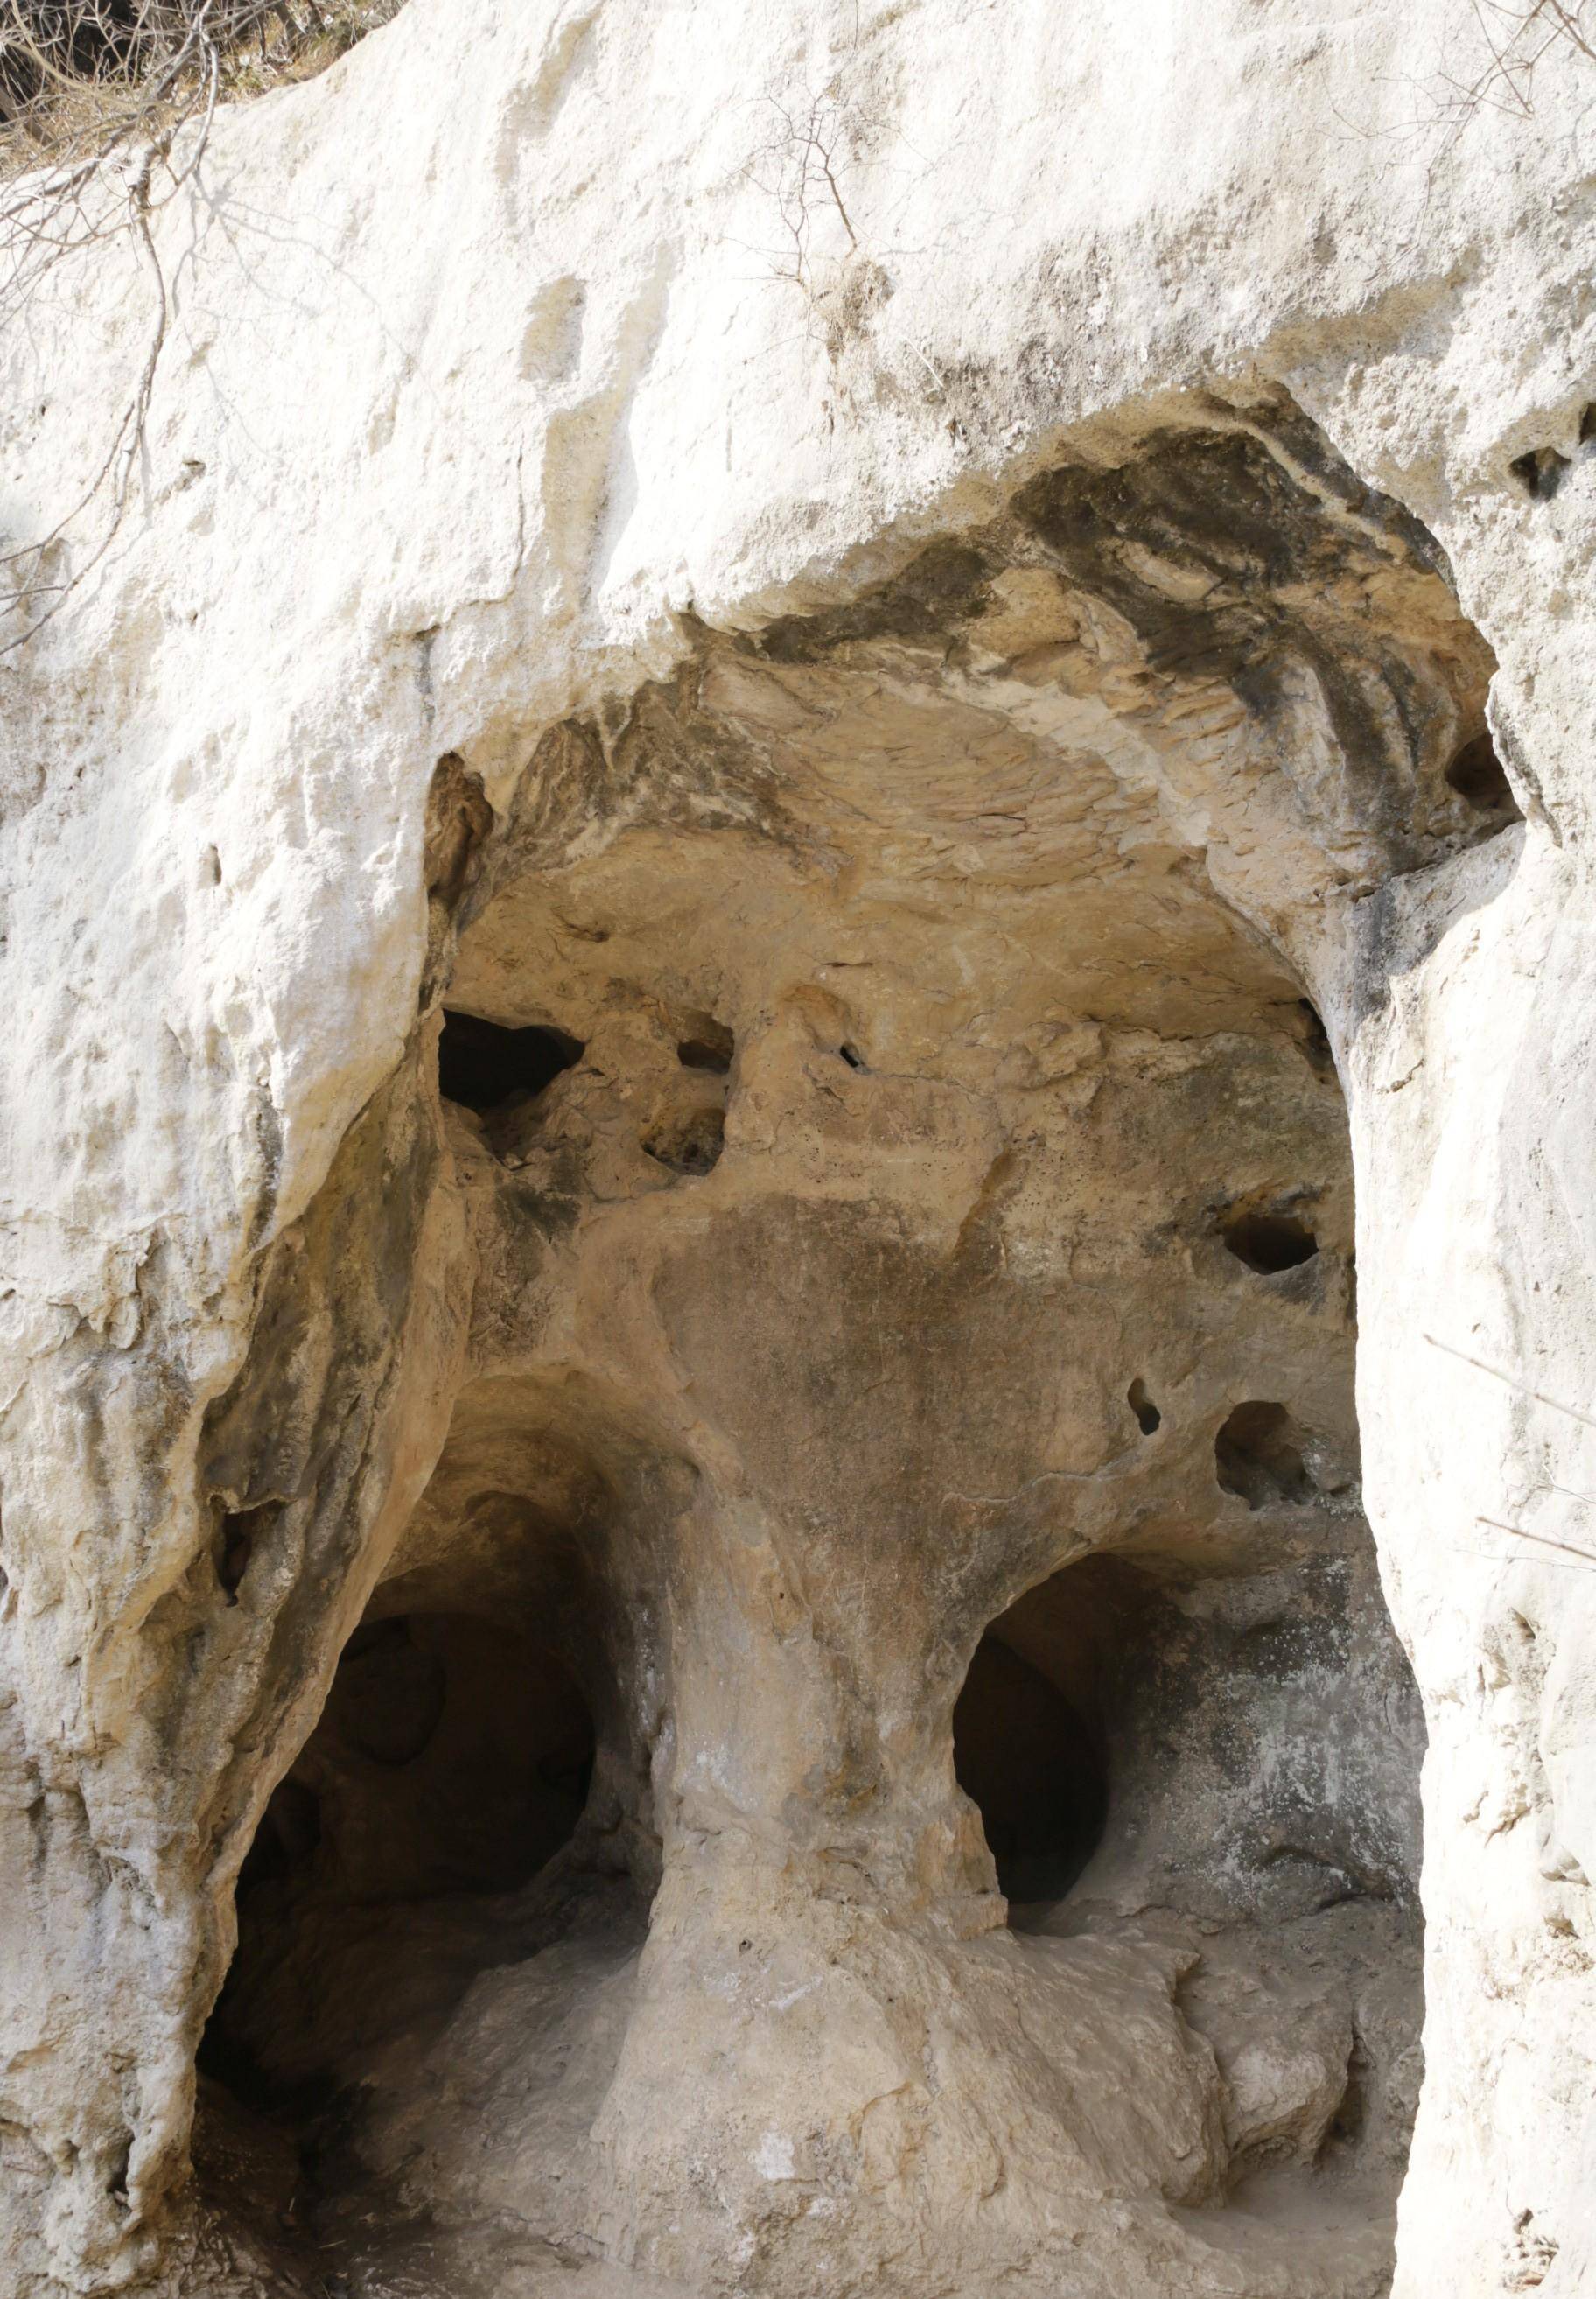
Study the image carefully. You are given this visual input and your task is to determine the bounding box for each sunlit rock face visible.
[2,5,1594,2298]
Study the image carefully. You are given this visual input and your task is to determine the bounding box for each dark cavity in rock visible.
[643,1105,725,1175]
[677,1019,735,1074]
[954,1636,1107,1902]
[1215,1401,1320,1510]
[1445,731,1522,821]
[1508,445,1569,501]
[1221,1207,1320,1274]
[438,1011,584,1114]
[1128,1379,1162,1434]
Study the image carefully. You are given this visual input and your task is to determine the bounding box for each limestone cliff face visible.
[1,4,1593,2295]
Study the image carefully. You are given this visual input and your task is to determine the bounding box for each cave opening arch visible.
[199,1607,599,2113]
[184,386,1522,2299]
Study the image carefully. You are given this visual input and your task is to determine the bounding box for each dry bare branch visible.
[1427,0,1594,136]
[743,92,860,305]
[0,0,403,650]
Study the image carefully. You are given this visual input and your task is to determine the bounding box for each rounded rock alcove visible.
[952,1522,1424,2197]
[200,1609,598,2111]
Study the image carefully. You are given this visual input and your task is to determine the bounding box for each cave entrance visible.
[953,1631,1107,1901]
[437,1008,585,1115]
[200,1608,596,2111]
[954,1529,1423,1934]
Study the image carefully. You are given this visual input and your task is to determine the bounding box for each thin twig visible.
[742,90,861,313]
[1424,1333,1596,1433]
[0,1,403,650]
[1478,1516,1596,1566]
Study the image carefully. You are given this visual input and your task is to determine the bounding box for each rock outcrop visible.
[1,4,1593,2295]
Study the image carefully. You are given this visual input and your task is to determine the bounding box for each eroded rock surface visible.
[2,4,1595,2296]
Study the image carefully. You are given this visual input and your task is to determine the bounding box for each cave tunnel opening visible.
[953,1630,1108,1902]
[437,1008,584,1114]
[1445,729,1522,821]
[952,1503,1420,1933]
[1220,1205,1320,1274]
[200,1609,596,2113]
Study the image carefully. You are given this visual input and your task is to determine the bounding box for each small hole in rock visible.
[438,1011,584,1114]
[1445,731,1522,820]
[643,1106,725,1177]
[677,1019,734,1074]
[1215,1401,1320,1510]
[1581,403,1596,445]
[1221,1208,1320,1275]
[1128,1379,1161,1435]
[1295,999,1335,1081]
[215,1510,262,1603]
[1323,2033,1372,2153]
[106,2132,132,2209]
[837,1042,866,1071]
[1508,445,1570,501]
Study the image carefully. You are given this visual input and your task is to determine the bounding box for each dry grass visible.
[0,2,403,167]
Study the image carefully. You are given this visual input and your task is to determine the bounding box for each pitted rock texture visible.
[3,4,1596,2297]
[202,887,1418,2294]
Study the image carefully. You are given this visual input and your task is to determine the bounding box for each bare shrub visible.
[742,91,859,305]
[1354,0,1596,151]
[1437,0,1594,121]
